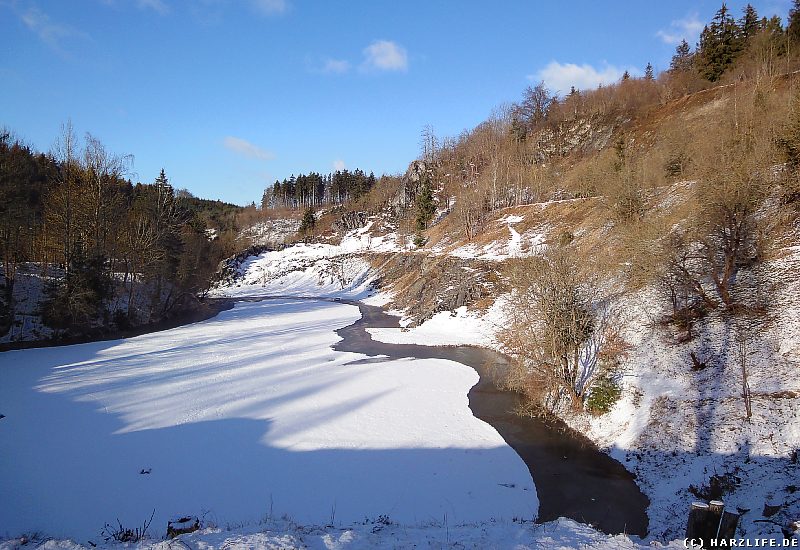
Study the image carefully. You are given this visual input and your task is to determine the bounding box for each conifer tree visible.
[790,0,800,45]
[739,4,760,39]
[299,206,315,233]
[696,3,743,81]
[644,63,654,80]
[154,168,171,193]
[415,176,435,231]
[670,40,694,72]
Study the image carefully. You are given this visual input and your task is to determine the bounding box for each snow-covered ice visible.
[0,298,535,543]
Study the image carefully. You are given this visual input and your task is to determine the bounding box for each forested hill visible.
[0,124,394,344]
[0,128,246,341]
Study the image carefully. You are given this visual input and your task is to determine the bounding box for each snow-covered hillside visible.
[209,219,800,542]
[238,218,301,246]
[211,223,407,300]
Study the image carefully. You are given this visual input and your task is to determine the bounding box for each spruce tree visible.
[670,40,693,72]
[739,4,760,39]
[696,3,743,82]
[644,62,654,80]
[415,177,435,231]
[299,207,315,233]
[154,168,171,193]
[790,0,800,45]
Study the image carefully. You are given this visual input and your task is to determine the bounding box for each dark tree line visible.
[261,169,377,209]
[0,125,239,336]
[674,2,793,82]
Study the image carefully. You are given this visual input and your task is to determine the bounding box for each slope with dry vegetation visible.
[242,59,800,539]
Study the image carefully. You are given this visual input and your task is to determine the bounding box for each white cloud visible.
[531,61,633,95]
[333,159,345,171]
[322,58,350,74]
[137,0,169,14]
[361,40,408,72]
[224,137,274,161]
[251,0,288,15]
[656,13,704,45]
[18,6,87,50]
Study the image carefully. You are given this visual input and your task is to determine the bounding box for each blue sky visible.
[1,0,793,205]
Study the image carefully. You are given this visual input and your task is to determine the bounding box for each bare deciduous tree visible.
[501,247,622,413]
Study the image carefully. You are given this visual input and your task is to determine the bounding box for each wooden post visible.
[718,510,741,540]
[687,502,710,541]
[739,337,752,421]
[706,500,725,543]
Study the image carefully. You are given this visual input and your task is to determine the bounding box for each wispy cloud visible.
[137,0,169,15]
[15,5,88,51]
[531,61,634,95]
[333,159,345,171]
[321,58,351,74]
[251,0,288,16]
[223,136,274,161]
[656,13,704,46]
[361,40,408,72]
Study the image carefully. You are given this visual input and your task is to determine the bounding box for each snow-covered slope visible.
[210,226,405,300]
[239,218,301,246]
[217,214,800,542]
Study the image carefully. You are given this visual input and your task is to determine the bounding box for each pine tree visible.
[671,40,693,72]
[154,168,171,192]
[739,4,760,39]
[790,0,800,45]
[696,3,744,82]
[415,176,435,231]
[299,207,315,233]
[644,62,654,80]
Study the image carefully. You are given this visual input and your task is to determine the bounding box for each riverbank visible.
[0,297,233,353]
[333,298,648,536]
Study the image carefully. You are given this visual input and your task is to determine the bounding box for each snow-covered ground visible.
[0,517,683,550]
[367,300,507,348]
[209,231,800,542]
[5,213,797,547]
[433,212,548,261]
[0,264,54,343]
[0,298,534,545]
[210,226,405,300]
